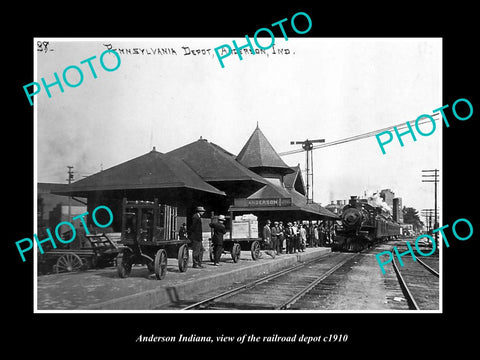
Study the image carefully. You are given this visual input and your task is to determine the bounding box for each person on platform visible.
[271,221,279,255]
[179,223,188,240]
[209,215,227,266]
[262,220,275,258]
[277,221,285,254]
[299,224,307,252]
[319,223,326,247]
[313,224,319,247]
[190,206,206,268]
[292,221,300,253]
[285,222,294,254]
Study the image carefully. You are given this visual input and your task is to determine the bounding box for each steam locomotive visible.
[332,196,401,252]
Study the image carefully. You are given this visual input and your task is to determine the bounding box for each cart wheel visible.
[55,253,84,273]
[251,241,261,260]
[178,244,189,272]
[231,243,241,263]
[154,249,168,280]
[117,251,132,278]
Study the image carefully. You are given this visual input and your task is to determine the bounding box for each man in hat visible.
[277,221,285,254]
[190,206,206,268]
[299,224,307,252]
[285,222,294,254]
[209,215,227,266]
[262,220,275,259]
[271,221,279,255]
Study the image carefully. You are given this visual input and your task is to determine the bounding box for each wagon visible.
[209,237,265,263]
[116,198,190,280]
[41,233,120,273]
[208,214,270,262]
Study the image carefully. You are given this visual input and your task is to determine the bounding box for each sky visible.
[35,37,442,221]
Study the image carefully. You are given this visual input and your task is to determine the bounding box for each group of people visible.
[188,206,227,268]
[263,220,334,255]
[187,205,336,268]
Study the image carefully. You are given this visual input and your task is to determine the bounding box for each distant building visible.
[393,197,403,223]
[38,183,87,229]
[325,200,347,215]
[379,189,395,208]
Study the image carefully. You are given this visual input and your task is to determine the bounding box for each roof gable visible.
[236,125,293,175]
[283,165,306,195]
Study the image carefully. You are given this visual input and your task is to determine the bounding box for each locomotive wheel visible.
[116,250,132,278]
[55,253,84,273]
[251,241,261,260]
[177,244,189,272]
[154,249,168,280]
[231,243,241,263]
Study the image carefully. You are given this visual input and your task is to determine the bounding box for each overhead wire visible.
[278,113,441,156]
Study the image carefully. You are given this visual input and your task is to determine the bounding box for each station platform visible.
[36,246,331,311]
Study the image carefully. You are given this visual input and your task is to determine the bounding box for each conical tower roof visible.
[236,124,294,175]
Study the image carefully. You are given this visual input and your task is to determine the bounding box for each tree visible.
[402,206,423,232]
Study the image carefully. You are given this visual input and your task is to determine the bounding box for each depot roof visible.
[53,148,226,197]
[236,124,294,175]
[167,137,268,185]
[283,164,306,195]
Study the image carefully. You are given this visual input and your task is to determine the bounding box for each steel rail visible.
[416,257,439,277]
[391,257,420,310]
[276,253,359,310]
[182,253,332,310]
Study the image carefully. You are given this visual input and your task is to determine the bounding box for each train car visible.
[332,197,400,252]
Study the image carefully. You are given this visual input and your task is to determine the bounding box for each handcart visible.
[116,198,189,280]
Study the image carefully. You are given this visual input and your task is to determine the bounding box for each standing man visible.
[285,222,294,254]
[292,221,299,253]
[277,221,284,254]
[271,221,279,255]
[209,215,227,266]
[299,224,307,252]
[262,220,275,258]
[190,206,206,268]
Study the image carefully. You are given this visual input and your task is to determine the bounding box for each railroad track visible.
[182,252,360,310]
[390,241,440,310]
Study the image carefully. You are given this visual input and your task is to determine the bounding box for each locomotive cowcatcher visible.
[116,198,190,280]
[332,196,400,252]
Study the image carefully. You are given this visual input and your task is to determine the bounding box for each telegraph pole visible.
[421,208,438,233]
[422,169,439,244]
[67,166,74,223]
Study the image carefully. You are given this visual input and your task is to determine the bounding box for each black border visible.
[7,3,478,354]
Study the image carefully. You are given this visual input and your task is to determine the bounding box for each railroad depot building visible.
[52,125,338,239]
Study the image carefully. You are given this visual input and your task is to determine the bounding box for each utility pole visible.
[67,166,74,223]
[422,169,439,244]
[421,208,438,233]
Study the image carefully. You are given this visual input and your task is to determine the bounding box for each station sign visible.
[246,198,292,207]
